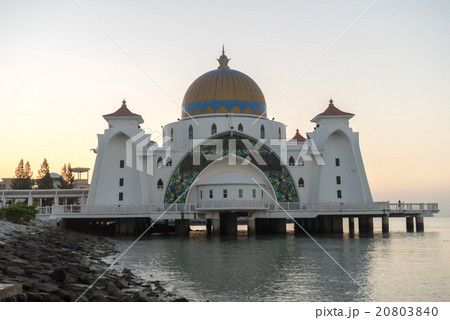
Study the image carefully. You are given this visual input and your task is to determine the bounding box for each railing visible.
[1,189,88,198]
[388,203,439,211]
[37,201,439,217]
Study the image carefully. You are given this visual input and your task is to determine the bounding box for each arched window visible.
[238,123,243,132]
[166,157,172,167]
[157,157,163,168]
[260,124,265,139]
[289,156,295,166]
[188,125,193,139]
[170,128,174,142]
[298,177,305,188]
[211,123,217,135]
[278,127,281,139]
[157,179,164,189]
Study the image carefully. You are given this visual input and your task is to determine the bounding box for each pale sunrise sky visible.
[1,0,449,214]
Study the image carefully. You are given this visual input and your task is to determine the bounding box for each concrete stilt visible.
[358,216,367,234]
[319,216,328,234]
[294,218,304,234]
[247,216,256,236]
[220,213,237,236]
[415,216,424,232]
[332,216,343,234]
[366,216,374,234]
[382,215,389,234]
[271,218,287,234]
[304,218,312,234]
[406,217,414,232]
[163,219,169,234]
[348,217,355,234]
[311,217,320,234]
[212,216,221,236]
[175,219,190,236]
[206,219,212,235]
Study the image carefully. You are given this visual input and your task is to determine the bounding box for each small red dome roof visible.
[291,129,306,142]
[104,100,141,117]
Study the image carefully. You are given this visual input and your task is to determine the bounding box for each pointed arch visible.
[289,156,295,166]
[260,124,265,139]
[157,179,164,189]
[157,157,163,168]
[211,123,217,135]
[298,177,305,188]
[188,125,193,139]
[170,128,174,142]
[238,123,243,132]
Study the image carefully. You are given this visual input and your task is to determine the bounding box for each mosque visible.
[84,49,383,235]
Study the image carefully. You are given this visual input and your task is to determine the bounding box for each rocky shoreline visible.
[0,220,187,302]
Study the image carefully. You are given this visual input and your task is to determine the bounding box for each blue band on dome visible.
[183,100,266,115]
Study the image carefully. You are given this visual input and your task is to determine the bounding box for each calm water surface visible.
[110,217,450,301]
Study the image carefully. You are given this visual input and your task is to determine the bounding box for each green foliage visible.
[11,159,33,189]
[59,163,74,189]
[37,159,53,189]
[0,204,38,223]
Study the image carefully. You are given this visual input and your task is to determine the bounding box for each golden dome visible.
[182,48,267,118]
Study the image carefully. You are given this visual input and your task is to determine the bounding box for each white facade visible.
[87,58,373,210]
[87,101,373,209]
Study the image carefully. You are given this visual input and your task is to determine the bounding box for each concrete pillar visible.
[175,219,190,236]
[311,217,320,234]
[206,219,212,235]
[319,216,328,234]
[366,216,374,234]
[348,217,355,234]
[294,218,305,234]
[358,216,367,234]
[163,219,169,234]
[212,215,221,236]
[27,196,33,206]
[382,215,389,234]
[304,218,312,234]
[220,213,238,236]
[406,217,414,232]
[115,219,126,236]
[415,216,424,232]
[270,218,286,234]
[247,216,256,236]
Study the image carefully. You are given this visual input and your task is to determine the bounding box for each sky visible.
[1,0,449,214]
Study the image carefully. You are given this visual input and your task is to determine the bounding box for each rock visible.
[106,284,121,297]
[26,292,45,302]
[34,282,59,294]
[172,297,189,302]
[4,266,25,277]
[115,277,128,289]
[51,268,67,282]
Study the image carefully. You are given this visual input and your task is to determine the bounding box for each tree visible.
[36,158,53,189]
[59,163,74,189]
[11,159,33,189]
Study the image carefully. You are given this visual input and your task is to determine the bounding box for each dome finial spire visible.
[217,45,230,69]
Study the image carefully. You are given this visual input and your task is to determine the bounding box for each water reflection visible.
[112,218,450,301]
